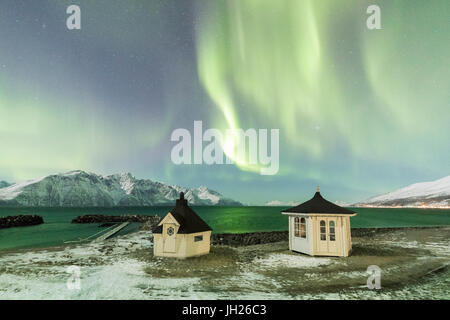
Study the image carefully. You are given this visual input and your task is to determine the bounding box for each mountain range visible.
[1,172,448,208]
[0,171,242,207]
[354,176,450,208]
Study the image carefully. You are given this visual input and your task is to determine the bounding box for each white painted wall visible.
[289,215,311,255]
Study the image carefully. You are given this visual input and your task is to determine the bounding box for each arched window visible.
[329,221,336,241]
[300,217,306,238]
[320,220,326,241]
[294,217,300,237]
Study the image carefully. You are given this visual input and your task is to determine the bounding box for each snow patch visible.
[253,253,333,269]
[196,186,220,205]
[118,173,134,195]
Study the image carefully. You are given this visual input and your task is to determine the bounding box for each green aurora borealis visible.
[0,0,449,204]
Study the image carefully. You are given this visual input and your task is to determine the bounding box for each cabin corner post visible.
[288,215,292,251]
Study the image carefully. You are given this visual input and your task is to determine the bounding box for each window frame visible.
[329,220,336,241]
[294,217,300,237]
[320,220,326,241]
[300,217,306,238]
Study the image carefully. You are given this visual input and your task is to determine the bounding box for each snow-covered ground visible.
[0,228,449,300]
[253,253,333,269]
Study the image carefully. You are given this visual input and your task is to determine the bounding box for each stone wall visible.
[210,226,448,247]
[350,226,447,237]
[211,231,288,246]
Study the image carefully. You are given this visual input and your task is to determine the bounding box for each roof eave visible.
[281,211,357,216]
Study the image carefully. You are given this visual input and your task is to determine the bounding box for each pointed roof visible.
[282,189,356,215]
[153,192,212,234]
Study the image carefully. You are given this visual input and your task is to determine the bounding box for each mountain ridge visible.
[354,176,450,208]
[0,170,242,207]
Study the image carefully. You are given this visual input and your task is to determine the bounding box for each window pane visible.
[300,221,306,238]
[194,235,203,242]
[320,220,326,240]
[329,220,336,241]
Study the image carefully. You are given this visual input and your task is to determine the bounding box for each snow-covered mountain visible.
[0,181,11,189]
[265,200,299,207]
[0,171,242,207]
[355,176,450,208]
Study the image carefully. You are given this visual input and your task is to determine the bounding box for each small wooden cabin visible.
[281,187,356,257]
[152,192,212,258]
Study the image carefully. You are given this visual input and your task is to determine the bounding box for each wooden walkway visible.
[92,222,130,242]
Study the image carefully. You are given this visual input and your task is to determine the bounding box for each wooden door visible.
[163,224,176,253]
[318,219,328,252]
[317,218,339,255]
[327,219,338,253]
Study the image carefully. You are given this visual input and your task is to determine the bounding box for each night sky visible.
[0,0,449,204]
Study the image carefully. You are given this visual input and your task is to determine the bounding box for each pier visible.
[92,222,130,242]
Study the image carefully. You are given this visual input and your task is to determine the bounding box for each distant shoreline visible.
[351,205,450,209]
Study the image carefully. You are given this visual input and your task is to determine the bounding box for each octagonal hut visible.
[281,187,357,257]
[152,192,212,258]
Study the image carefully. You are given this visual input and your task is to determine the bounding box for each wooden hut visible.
[281,187,356,257]
[153,192,212,258]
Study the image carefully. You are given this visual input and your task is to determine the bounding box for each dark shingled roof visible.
[153,192,213,234]
[282,191,356,215]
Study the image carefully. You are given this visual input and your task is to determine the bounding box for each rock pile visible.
[0,215,44,229]
[210,227,447,247]
[72,214,161,225]
[140,220,162,231]
[211,231,288,246]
